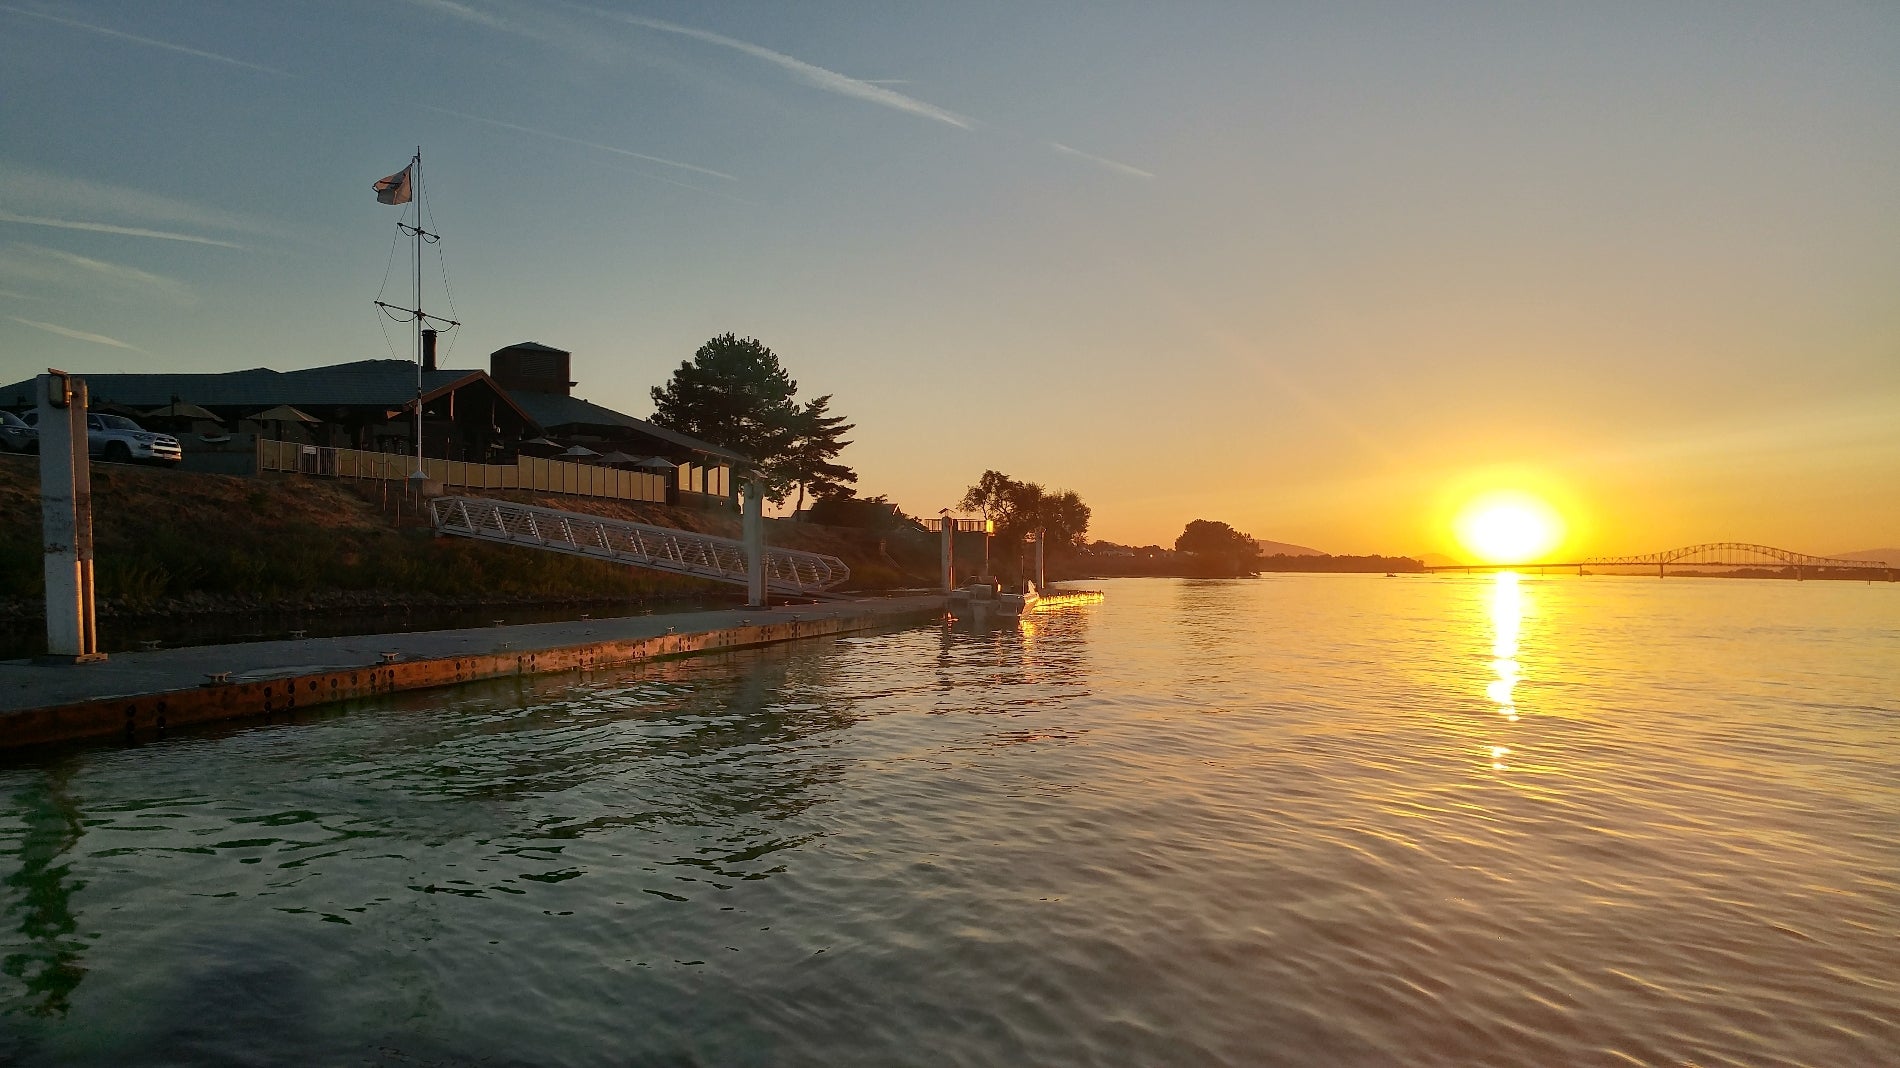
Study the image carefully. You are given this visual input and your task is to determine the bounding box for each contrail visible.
[0,5,290,76]
[421,104,738,180]
[11,316,143,351]
[596,10,974,130]
[1051,142,1154,180]
[1,243,195,304]
[0,212,245,249]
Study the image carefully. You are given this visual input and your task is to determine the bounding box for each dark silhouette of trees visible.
[650,333,856,504]
[959,470,1091,579]
[1174,519,1259,576]
[1175,519,1255,557]
[786,393,857,514]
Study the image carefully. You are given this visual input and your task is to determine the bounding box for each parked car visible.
[0,410,35,453]
[21,410,182,464]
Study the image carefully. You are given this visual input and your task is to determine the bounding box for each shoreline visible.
[0,594,946,752]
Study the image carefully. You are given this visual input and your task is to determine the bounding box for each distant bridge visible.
[1428,542,1891,578]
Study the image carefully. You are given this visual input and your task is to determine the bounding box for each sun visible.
[1453,491,1565,564]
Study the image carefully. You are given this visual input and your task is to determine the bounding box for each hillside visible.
[0,454,937,623]
[1255,538,1325,556]
[1830,548,1899,564]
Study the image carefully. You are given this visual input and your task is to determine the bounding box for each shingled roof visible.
[0,359,746,464]
[508,391,749,464]
[0,360,486,410]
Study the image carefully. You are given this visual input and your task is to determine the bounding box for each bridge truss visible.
[427,495,851,596]
[1580,543,1883,570]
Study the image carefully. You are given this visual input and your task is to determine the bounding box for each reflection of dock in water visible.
[1033,588,1106,610]
[948,582,1104,619]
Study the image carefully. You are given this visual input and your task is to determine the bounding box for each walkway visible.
[0,594,946,750]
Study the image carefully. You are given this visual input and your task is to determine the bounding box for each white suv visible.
[23,410,182,464]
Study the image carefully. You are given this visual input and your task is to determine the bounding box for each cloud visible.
[0,161,260,248]
[596,11,974,130]
[420,104,737,180]
[0,242,195,303]
[0,5,289,76]
[1051,142,1154,180]
[400,0,512,32]
[11,316,143,351]
[0,211,244,248]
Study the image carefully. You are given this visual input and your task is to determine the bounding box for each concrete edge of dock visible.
[0,597,946,752]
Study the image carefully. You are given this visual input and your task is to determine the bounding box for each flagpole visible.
[371,148,458,489]
[412,147,425,481]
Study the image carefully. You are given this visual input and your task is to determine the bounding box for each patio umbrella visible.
[250,404,321,424]
[596,451,639,467]
[561,444,601,461]
[633,455,679,470]
[249,404,321,443]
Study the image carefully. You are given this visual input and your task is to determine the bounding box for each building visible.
[0,344,744,504]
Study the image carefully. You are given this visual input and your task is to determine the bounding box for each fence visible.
[257,440,673,504]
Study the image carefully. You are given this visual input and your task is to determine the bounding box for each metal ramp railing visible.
[427,495,850,595]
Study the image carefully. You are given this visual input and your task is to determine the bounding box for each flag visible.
[373,164,412,205]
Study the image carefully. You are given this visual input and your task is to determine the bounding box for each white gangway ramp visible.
[427,495,850,595]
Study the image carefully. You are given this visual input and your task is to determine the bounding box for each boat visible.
[948,580,1038,617]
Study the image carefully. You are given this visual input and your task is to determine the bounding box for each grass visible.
[0,454,938,613]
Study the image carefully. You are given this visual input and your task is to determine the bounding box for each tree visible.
[1175,519,1254,557]
[959,469,1092,577]
[1174,519,1259,576]
[649,333,857,503]
[785,393,856,515]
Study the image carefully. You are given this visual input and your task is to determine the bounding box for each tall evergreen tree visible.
[786,394,857,515]
[649,333,858,504]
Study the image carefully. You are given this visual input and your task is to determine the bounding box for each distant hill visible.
[1416,553,1460,568]
[1253,538,1324,557]
[1829,548,1899,564]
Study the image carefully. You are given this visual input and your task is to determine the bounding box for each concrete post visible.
[1033,529,1046,592]
[939,511,955,592]
[743,482,766,608]
[38,373,104,662]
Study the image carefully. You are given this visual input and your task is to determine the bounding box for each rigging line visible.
[373,305,404,362]
[434,240,460,355]
[420,158,462,357]
[374,217,403,304]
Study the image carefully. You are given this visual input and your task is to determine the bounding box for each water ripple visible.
[0,577,1895,1065]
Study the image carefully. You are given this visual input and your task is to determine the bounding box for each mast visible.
[373,147,459,482]
[412,147,423,478]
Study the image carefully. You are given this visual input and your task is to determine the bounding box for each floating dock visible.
[0,595,945,751]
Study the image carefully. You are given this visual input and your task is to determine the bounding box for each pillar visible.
[743,482,766,608]
[939,510,955,592]
[38,373,103,662]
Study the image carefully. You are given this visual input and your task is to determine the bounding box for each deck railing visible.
[256,440,673,504]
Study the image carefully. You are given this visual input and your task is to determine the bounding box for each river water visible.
[1,575,1895,1066]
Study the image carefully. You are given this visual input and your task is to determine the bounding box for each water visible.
[1,575,1894,1066]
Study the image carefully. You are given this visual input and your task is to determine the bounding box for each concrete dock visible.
[0,594,946,751]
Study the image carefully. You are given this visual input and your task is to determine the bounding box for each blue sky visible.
[2,1,1896,553]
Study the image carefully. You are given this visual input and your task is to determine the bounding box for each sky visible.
[1,0,1896,558]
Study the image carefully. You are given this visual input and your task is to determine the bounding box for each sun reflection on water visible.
[1483,572,1526,772]
[1489,572,1523,724]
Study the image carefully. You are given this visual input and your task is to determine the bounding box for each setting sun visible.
[1454,492,1566,564]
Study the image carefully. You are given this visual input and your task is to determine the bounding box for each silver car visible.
[21,410,182,464]
[0,410,35,453]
